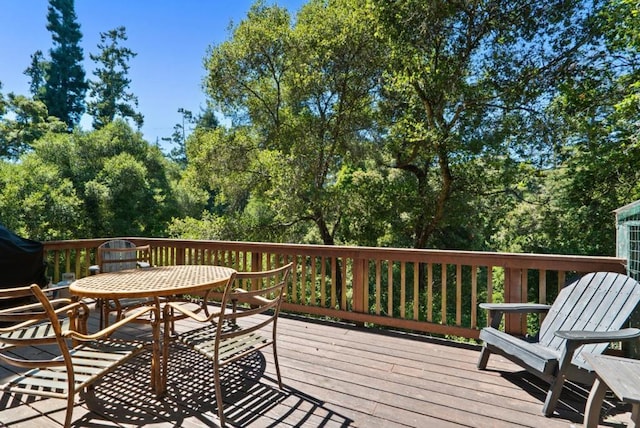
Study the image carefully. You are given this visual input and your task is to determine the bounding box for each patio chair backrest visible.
[215,263,292,363]
[538,271,640,369]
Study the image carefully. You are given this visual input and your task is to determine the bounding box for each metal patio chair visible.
[0,284,158,428]
[163,262,292,427]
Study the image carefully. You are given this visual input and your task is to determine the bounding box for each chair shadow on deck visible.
[494,368,631,427]
[77,342,353,427]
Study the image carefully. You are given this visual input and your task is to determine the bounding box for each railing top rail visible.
[42,237,626,272]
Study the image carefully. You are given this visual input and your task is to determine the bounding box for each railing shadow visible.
[79,343,353,427]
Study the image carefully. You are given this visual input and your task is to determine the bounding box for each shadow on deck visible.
[0,311,635,427]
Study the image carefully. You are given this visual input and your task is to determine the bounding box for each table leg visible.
[584,378,608,428]
[152,328,162,395]
[152,298,164,395]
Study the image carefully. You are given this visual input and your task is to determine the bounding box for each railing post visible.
[176,247,186,265]
[504,267,524,335]
[251,252,262,292]
[251,252,262,271]
[352,258,366,327]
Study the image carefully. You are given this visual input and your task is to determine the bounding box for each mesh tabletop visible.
[70,265,236,299]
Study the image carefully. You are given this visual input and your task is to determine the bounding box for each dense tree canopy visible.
[0,83,65,160]
[0,0,639,260]
[370,0,604,249]
[0,121,182,239]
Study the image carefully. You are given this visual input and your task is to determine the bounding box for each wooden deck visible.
[0,309,635,427]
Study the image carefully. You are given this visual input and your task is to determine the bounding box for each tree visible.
[0,80,65,160]
[0,93,65,159]
[199,0,383,246]
[370,0,604,249]
[24,50,48,101]
[32,120,180,237]
[164,108,194,167]
[0,155,82,240]
[43,0,87,130]
[88,26,144,129]
[516,0,640,256]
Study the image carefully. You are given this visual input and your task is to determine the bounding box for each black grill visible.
[0,225,47,289]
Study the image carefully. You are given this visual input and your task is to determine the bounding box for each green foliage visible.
[0,155,81,240]
[2,0,640,272]
[370,0,601,249]
[26,120,180,237]
[164,108,195,167]
[24,50,48,101]
[196,0,384,246]
[494,0,640,257]
[0,92,66,160]
[167,212,228,240]
[88,26,143,130]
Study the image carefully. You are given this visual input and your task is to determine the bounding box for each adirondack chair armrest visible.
[479,303,551,313]
[480,303,551,328]
[554,328,640,375]
[555,328,640,345]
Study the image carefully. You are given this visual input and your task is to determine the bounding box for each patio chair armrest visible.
[1,297,73,313]
[1,299,89,319]
[43,284,69,293]
[164,300,221,324]
[555,328,640,345]
[480,303,551,329]
[232,289,270,305]
[63,305,158,341]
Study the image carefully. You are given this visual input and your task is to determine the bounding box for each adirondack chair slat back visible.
[98,239,149,273]
[538,272,640,368]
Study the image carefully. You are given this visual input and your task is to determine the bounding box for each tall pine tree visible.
[44,0,87,131]
[88,27,143,129]
[24,50,48,102]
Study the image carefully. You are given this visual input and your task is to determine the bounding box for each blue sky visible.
[0,0,306,151]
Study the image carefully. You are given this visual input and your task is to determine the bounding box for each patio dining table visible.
[69,264,236,394]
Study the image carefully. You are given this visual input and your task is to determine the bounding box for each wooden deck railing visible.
[42,238,626,340]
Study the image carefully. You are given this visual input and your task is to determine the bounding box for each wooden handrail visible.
[42,237,627,340]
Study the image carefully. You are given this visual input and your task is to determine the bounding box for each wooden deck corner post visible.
[504,267,524,335]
